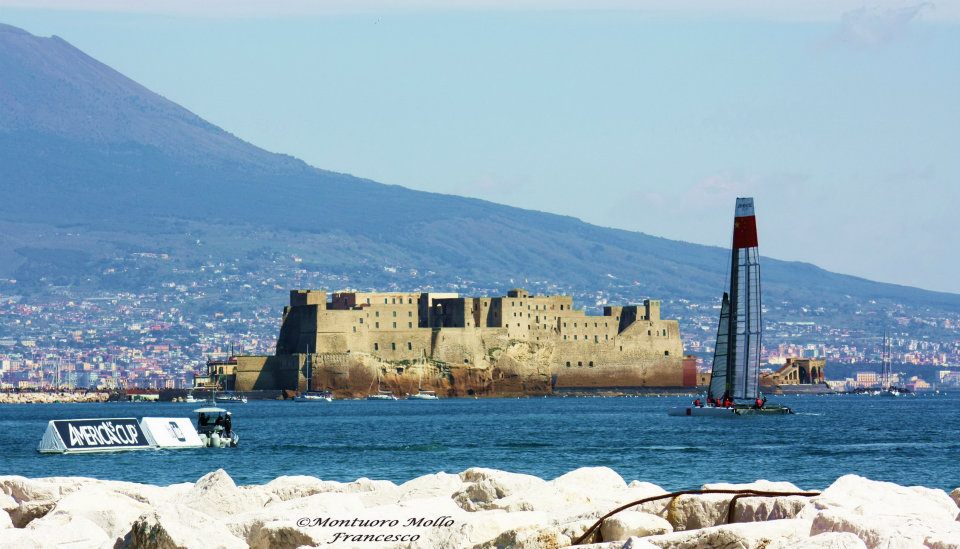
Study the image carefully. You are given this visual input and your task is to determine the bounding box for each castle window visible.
[605,334,609,340]
[620,346,623,351]
[375,322,380,328]
[392,322,397,328]
[391,298,396,304]
[566,361,571,367]
[392,311,397,317]
[366,298,371,304]
[408,298,412,304]
[574,335,578,340]
[352,326,356,332]
[408,311,413,317]
[359,318,363,324]
[374,343,379,351]
[407,342,412,350]
[664,351,670,356]
[648,330,652,335]
[563,335,567,340]
[560,305,564,310]
[384,298,388,304]
[408,322,412,328]
[589,361,594,367]
[391,342,396,350]
[594,335,599,343]
[376,311,380,317]
[578,361,582,367]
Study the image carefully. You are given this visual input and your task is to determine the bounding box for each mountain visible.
[1,22,958,318]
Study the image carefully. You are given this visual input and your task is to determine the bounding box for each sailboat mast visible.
[728,197,762,400]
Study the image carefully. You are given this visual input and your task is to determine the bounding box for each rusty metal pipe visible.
[571,488,820,545]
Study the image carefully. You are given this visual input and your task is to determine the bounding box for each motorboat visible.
[193,407,239,448]
[668,198,792,417]
[294,391,333,402]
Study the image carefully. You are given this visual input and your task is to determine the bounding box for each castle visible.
[226,289,684,396]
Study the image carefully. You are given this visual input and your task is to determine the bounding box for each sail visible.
[726,197,762,400]
[708,293,731,399]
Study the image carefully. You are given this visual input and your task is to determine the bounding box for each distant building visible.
[225,288,685,396]
[760,358,831,394]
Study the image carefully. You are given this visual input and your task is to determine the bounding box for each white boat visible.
[669,198,792,417]
[294,391,333,402]
[183,393,206,404]
[215,393,247,404]
[407,390,439,400]
[193,406,239,448]
[366,391,398,401]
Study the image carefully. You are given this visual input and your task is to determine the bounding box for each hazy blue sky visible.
[2,2,958,293]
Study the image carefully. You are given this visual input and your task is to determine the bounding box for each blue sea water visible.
[1,393,958,491]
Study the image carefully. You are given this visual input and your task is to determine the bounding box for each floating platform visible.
[38,417,204,453]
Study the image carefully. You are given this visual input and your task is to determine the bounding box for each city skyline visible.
[2,2,958,294]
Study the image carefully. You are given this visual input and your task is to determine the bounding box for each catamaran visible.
[669,197,792,417]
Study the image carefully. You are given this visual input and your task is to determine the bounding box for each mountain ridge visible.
[1,22,958,316]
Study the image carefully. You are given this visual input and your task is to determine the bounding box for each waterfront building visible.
[222,289,684,396]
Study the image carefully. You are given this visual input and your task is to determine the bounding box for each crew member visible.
[224,412,233,436]
[754,397,763,409]
[693,398,702,407]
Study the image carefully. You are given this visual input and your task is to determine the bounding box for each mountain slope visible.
[1,22,958,314]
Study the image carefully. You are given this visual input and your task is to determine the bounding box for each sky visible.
[1,1,958,293]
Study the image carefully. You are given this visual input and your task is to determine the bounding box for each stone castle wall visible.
[235,288,684,396]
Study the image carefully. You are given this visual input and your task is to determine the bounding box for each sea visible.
[2,393,958,491]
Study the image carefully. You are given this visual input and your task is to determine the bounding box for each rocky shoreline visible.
[0,391,110,404]
[1,467,958,549]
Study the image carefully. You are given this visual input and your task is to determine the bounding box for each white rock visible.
[474,523,572,549]
[769,532,868,549]
[622,537,661,549]
[411,509,548,549]
[34,486,151,540]
[227,491,366,542]
[600,510,673,542]
[397,472,464,502]
[0,514,110,549]
[118,505,247,549]
[261,475,341,501]
[815,475,958,523]
[182,469,268,519]
[811,507,960,549]
[643,518,811,549]
[666,480,813,531]
[10,499,55,528]
[551,467,628,493]
[0,509,12,530]
[809,475,960,549]
[455,468,547,511]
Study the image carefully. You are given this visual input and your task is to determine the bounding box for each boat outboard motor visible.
[210,432,221,448]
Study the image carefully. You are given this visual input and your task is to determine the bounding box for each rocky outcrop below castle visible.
[2,467,958,548]
[0,391,110,404]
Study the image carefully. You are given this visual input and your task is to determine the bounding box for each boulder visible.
[260,476,341,502]
[10,499,55,528]
[622,538,661,549]
[119,505,247,549]
[642,518,811,549]
[600,510,673,542]
[181,469,268,519]
[551,467,628,494]
[475,523,571,549]
[809,475,960,548]
[397,472,465,502]
[410,509,549,548]
[666,480,812,531]
[815,475,958,523]
[811,507,960,549]
[454,468,547,511]
[768,532,869,549]
[0,509,12,530]
[34,486,151,540]
[1,514,110,549]
[246,519,325,549]
[226,492,366,542]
